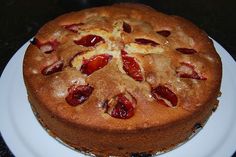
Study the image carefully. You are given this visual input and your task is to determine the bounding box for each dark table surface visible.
[0,0,236,157]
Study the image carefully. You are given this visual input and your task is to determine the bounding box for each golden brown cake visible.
[23,3,222,157]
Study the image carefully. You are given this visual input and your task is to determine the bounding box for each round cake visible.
[23,3,222,157]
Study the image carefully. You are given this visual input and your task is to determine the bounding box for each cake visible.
[23,3,222,157]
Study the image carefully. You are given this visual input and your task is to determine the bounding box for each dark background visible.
[0,0,235,156]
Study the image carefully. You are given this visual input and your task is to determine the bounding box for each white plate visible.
[0,39,236,157]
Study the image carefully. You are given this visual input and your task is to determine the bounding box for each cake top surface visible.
[23,3,222,130]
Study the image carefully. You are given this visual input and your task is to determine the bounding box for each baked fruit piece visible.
[23,3,222,157]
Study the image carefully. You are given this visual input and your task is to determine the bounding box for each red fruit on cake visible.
[23,3,222,157]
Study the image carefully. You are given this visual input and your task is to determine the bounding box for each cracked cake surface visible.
[23,3,222,156]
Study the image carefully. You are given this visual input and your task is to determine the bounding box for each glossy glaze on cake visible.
[23,3,222,156]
